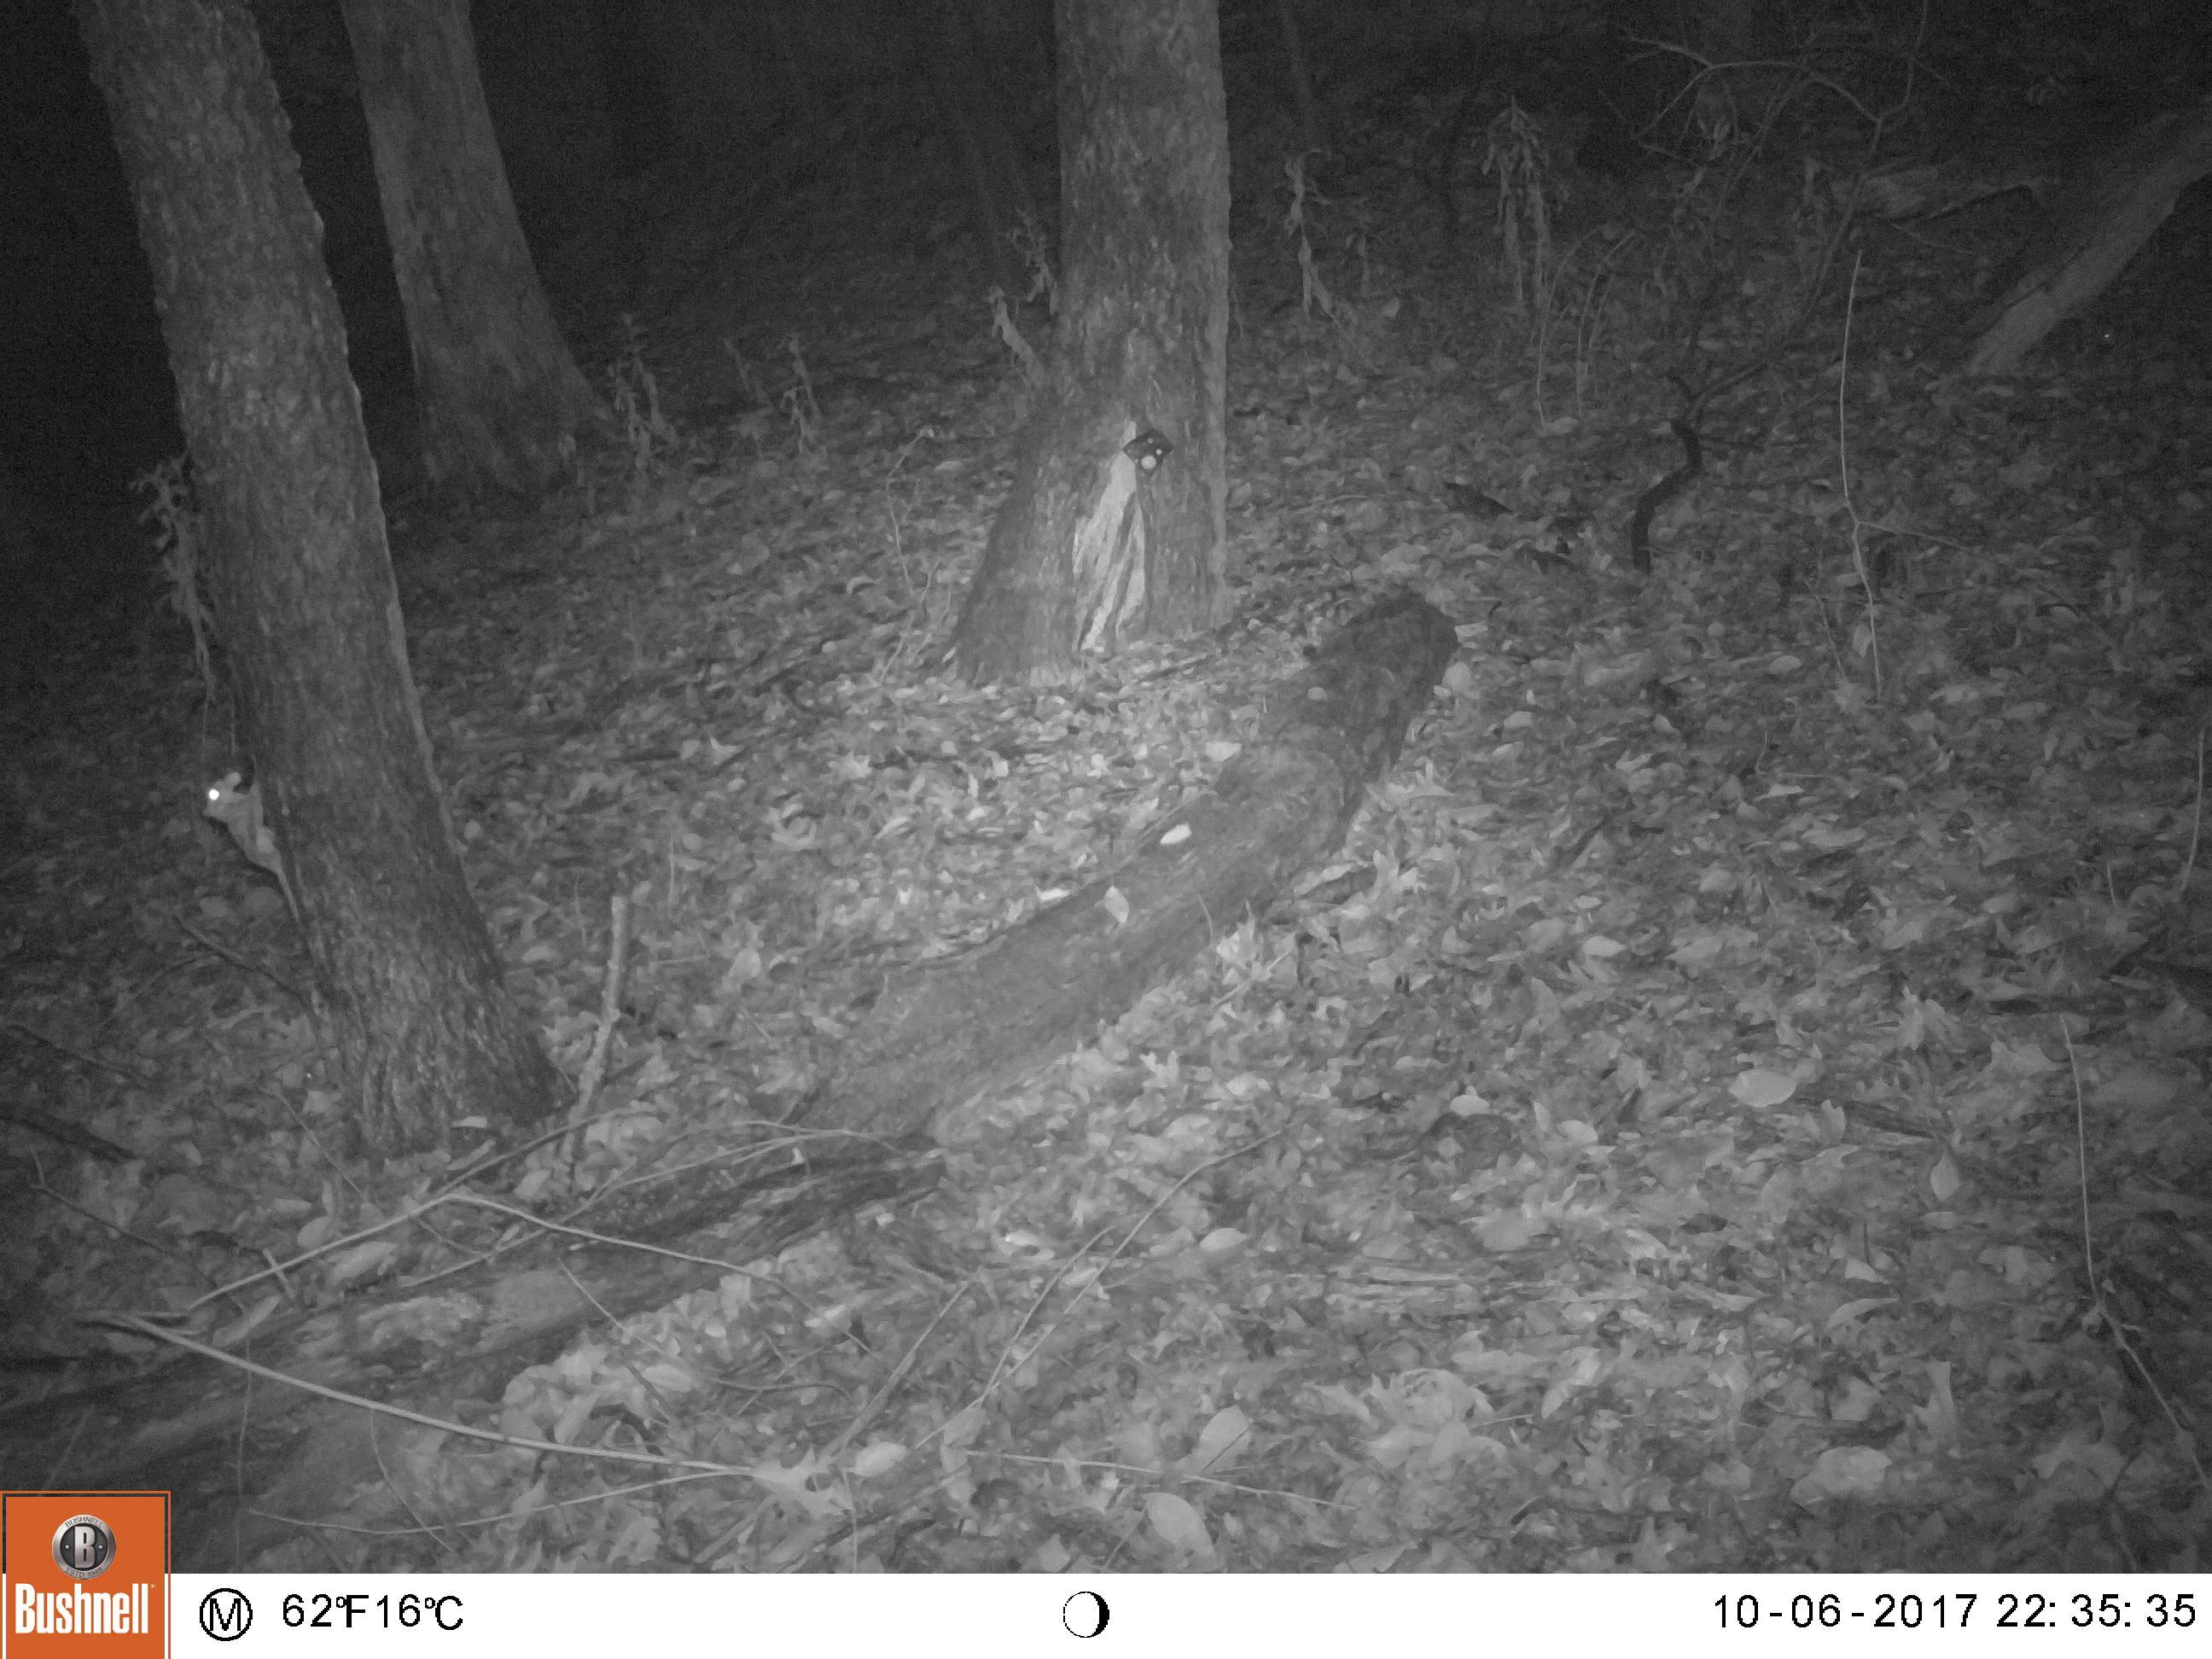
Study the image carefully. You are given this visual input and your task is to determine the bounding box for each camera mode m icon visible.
[200,1588,253,1642]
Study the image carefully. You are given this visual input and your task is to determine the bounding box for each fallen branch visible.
[819,590,1459,1137]
[0,592,1454,1557]
[0,1136,936,1564]
[1968,95,2212,374]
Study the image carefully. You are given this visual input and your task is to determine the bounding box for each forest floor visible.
[5,100,2212,1573]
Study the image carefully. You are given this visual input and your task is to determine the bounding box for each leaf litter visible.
[4,113,2211,1577]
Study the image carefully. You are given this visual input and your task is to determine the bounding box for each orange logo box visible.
[1,1493,168,1659]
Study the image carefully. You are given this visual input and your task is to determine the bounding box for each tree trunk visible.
[950,0,1230,683]
[1699,0,1795,59]
[589,0,670,178]
[920,0,1039,300]
[1273,0,1325,157]
[758,0,831,138]
[827,593,1458,1138]
[77,0,559,1158]
[339,0,601,501]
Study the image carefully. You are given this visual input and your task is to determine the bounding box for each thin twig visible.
[1837,251,1883,698]
[183,1188,791,1316]
[3,1018,151,1086]
[0,1099,136,1161]
[693,1277,979,1569]
[178,917,309,1004]
[30,1159,229,1294]
[998,1450,1365,1511]
[88,1313,758,1480]
[943,1130,1283,1444]
[266,1466,729,1542]
[261,1086,361,1199]
[92,952,195,1037]
[565,893,632,1161]
[2178,724,2205,903]
[363,1413,465,1560]
[2058,1023,2212,1499]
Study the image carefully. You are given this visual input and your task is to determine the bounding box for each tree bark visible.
[757,0,830,138]
[78,0,559,1157]
[588,0,669,178]
[950,0,1231,682]
[1273,0,1325,157]
[826,592,1458,1138]
[920,0,1039,300]
[1966,95,2212,375]
[340,0,601,500]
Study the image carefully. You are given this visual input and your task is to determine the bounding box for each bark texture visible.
[828,593,1458,1138]
[952,0,1230,681]
[922,0,1039,300]
[1967,95,2212,374]
[341,0,600,498]
[1273,0,1325,157]
[78,0,558,1156]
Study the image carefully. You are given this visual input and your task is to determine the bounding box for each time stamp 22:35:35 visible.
[1713,1590,2197,1633]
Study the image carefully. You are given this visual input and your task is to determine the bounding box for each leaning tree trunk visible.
[78,0,559,1157]
[340,0,600,500]
[950,0,1231,682]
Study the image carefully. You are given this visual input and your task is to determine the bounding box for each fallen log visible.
[0,592,1455,1558]
[1967,95,2212,374]
[820,589,1459,1137]
[0,1139,937,1565]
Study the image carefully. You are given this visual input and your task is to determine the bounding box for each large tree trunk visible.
[340,0,601,500]
[921,0,1039,300]
[1273,0,1325,157]
[758,0,831,139]
[77,0,559,1158]
[950,0,1230,682]
[588,0,669,178]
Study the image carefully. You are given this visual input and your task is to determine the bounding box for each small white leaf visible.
[1824,1296,1895,1330]
[212,1293,283,1349]
[1179,1406,1252,1476]
[1144,1492,1216,1560]
[1729,1068,1798,1109]
[1790,1445,1890,1505]
[1928,1150,1960,1202]
[327,1241,398,1288]
[847,1441,907,1480]
[718,945,764,993]
[1670,931,1725,966]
